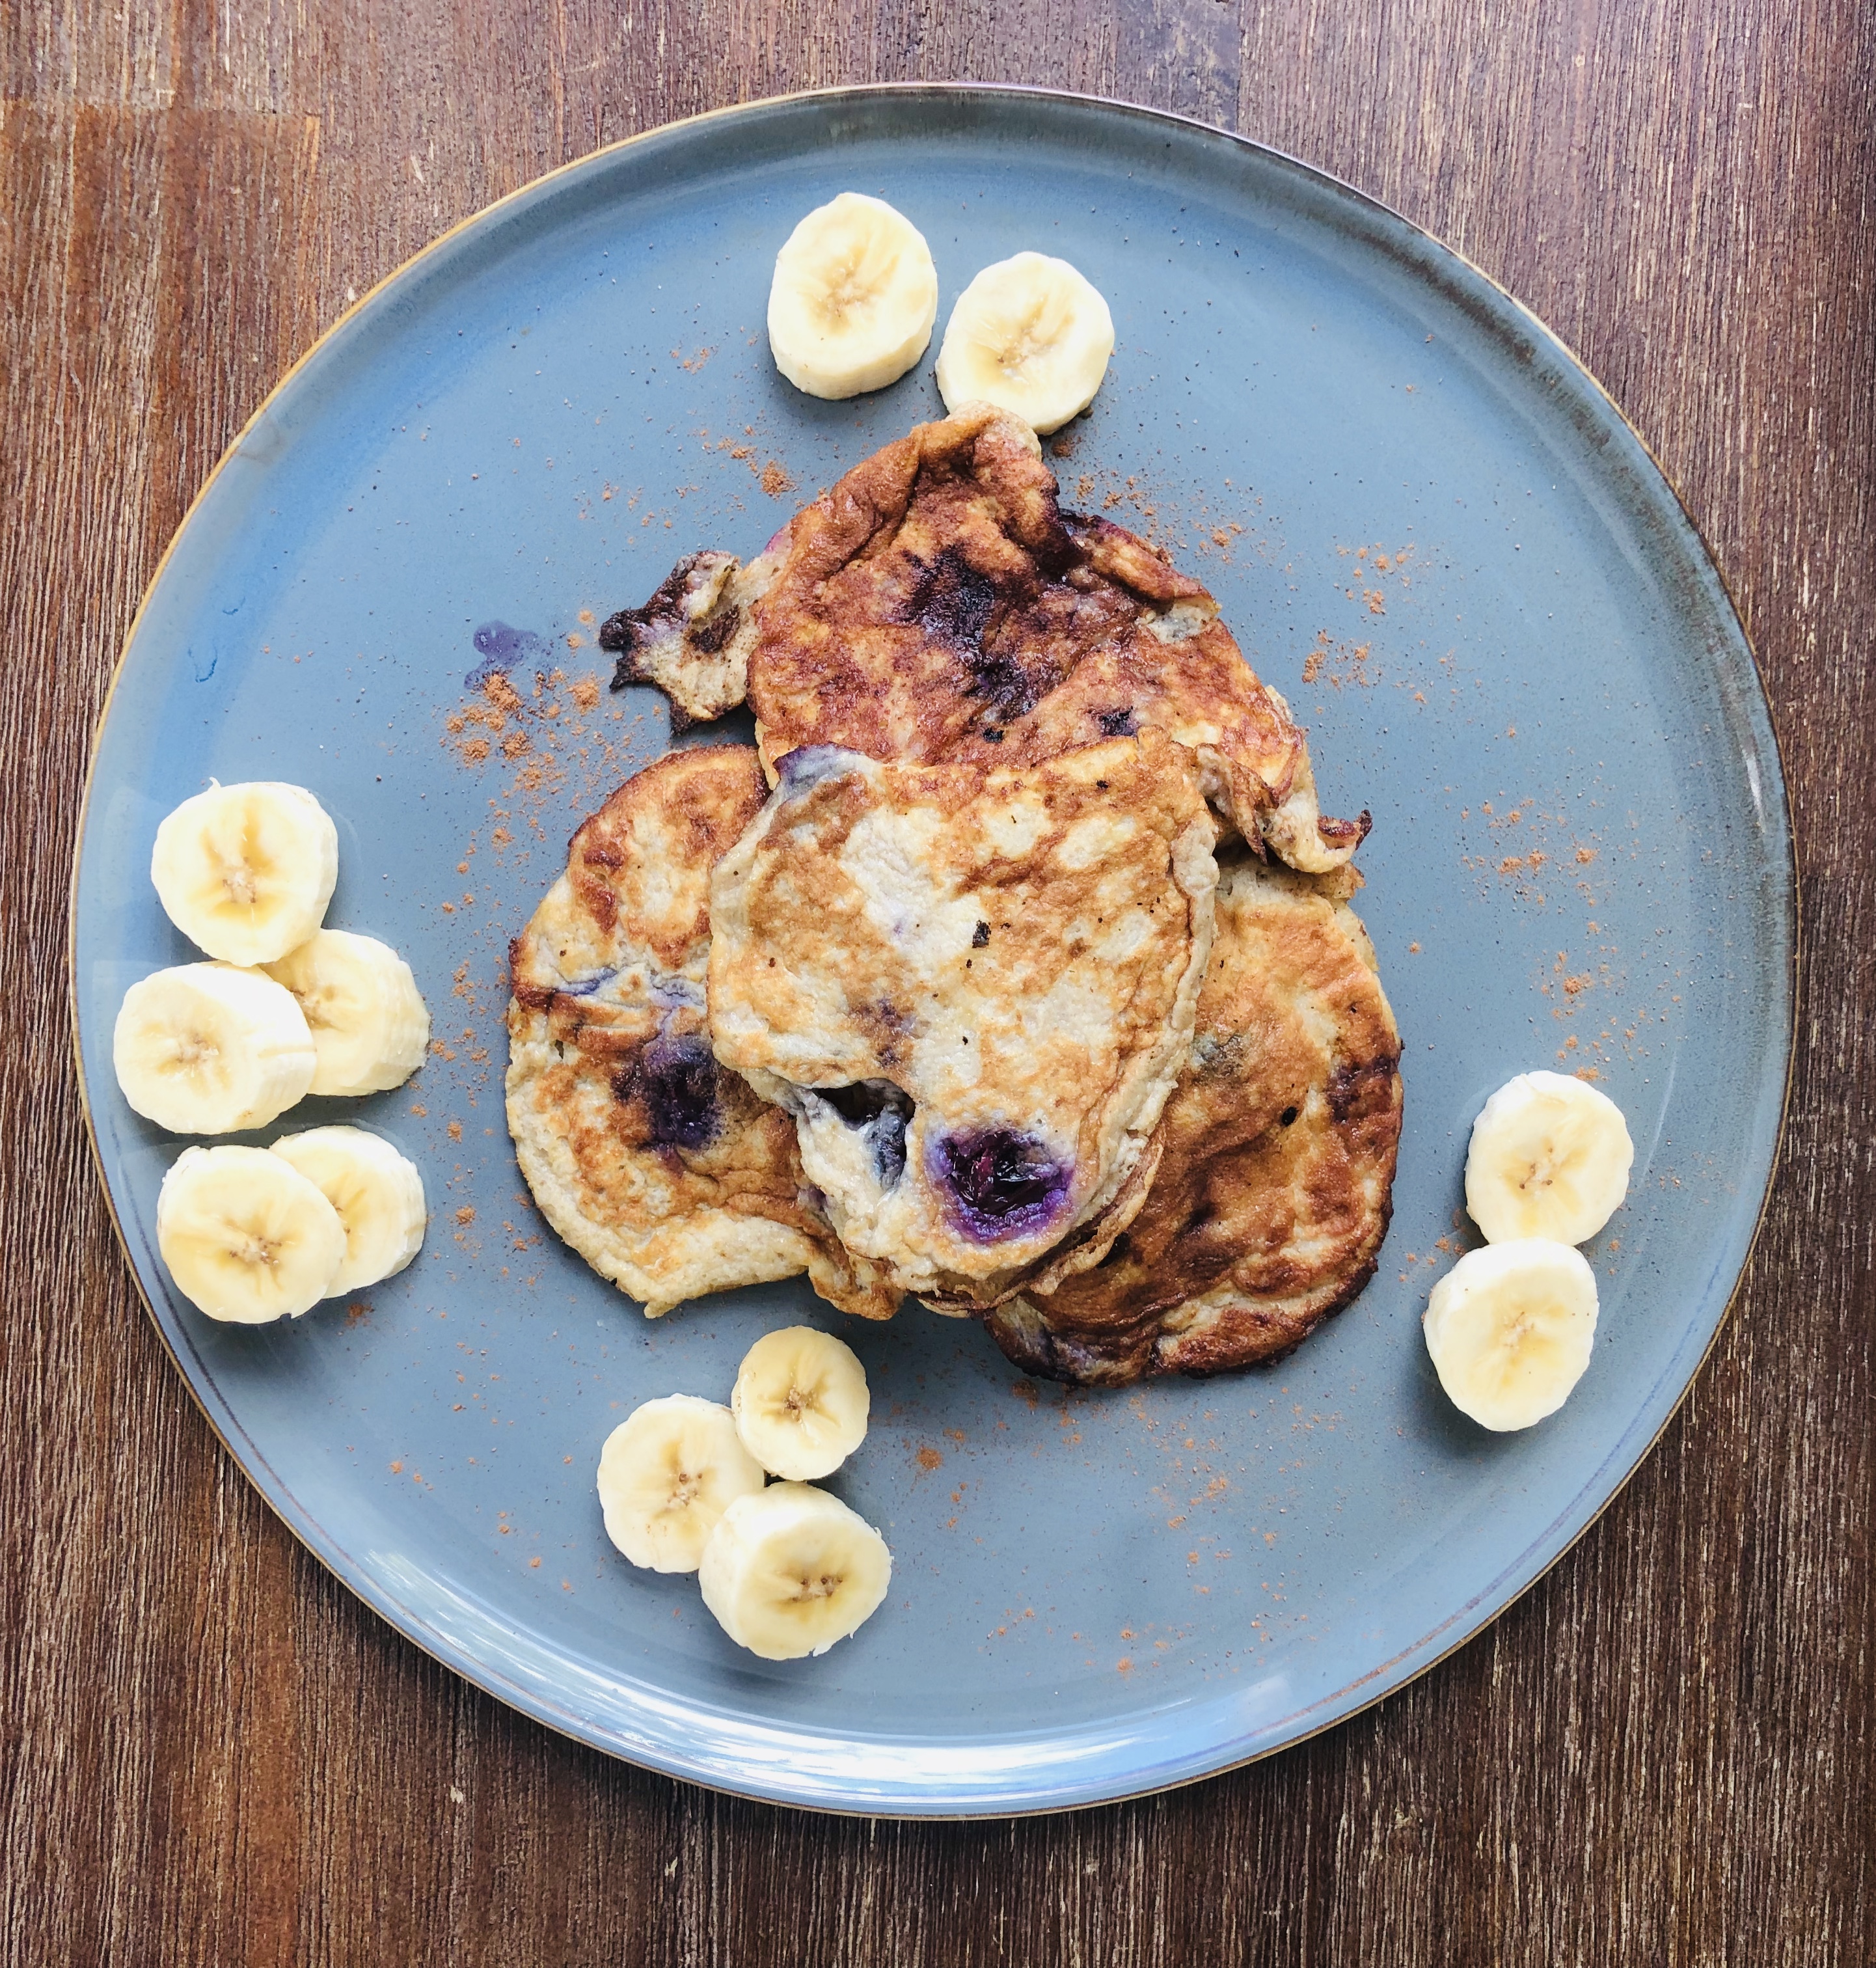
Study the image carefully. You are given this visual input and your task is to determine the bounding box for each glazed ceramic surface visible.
[71,87,1791,1815]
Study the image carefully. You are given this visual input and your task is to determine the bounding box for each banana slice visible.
[1465,1070,1634,1245]
[767,191,939,400]
[698,1483,891,1660]
[934,251,1115,435]
[150,781,340,966]
[729,1326,870,1481]
[596,1395,766,1574]
[113,962,316,1134]
[157,1143,348,1322]
[1423,1239,1599,1431]
[264,929,430,1097]
[269,1125,426,1294]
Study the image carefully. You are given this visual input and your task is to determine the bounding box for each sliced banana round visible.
[1423,1239,1599,1432]
[934,251,1115,435]
[597,1395,766,1574]
[114,962,316,1134]
[1465,1069,1634,1245]
[150,781,340,966]
[264,929,430,1097]
[729,1326,871,1481]
[767,191,938,400]
[157,1143,348,1322]
[698,1483,891,1661]
[269,1125,426,1295]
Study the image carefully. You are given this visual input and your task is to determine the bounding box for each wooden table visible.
[5,3,1869,1961]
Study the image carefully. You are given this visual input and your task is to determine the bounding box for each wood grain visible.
[3,1,1871,1961]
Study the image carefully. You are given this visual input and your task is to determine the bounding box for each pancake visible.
[706,730,1218,1304]
[604,405,1366,871]
[597,547,782,731]
[504,745,899,1320]
[983,855,1402,1382]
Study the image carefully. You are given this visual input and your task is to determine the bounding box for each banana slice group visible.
[157,1144,349,1322]
[1423,1239,1599,1431]
[114,963,316,1134]
[768,192,938,400]
[698,1482,891,1660]
[150,781,339,966]
[265,929,430,1097]
[1465,1070,1633,1245]
[934,251,1115,435]
[730,1326,869,1480]
[597,1395,767,1573]
[270,1125,426,1294]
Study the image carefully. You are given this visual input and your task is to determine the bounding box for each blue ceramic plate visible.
[72,87,1791,1816]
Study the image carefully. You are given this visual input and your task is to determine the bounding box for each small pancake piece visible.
[599,546,785,730]
[707,730,1219,1303]
[743,404,1367,870]
[985,856,1402,1382]
[505,745,899,1320]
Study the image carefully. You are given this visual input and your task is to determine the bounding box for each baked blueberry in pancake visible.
[504,745,899,1320]
[985,854,1402,1382]
[603,405,1366,871]
[706,730,1218,1304]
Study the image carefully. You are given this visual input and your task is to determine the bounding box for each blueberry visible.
[931,1127,1071,1242]
[636,1033,721,1151]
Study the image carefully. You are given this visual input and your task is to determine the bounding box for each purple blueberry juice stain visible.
[466,621,546,690]
[929,1127,1072,1242]
[558,966,618,998]
[774,745,858,796]
[647,974,706,1011]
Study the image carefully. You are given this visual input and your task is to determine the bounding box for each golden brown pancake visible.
[984,854,1402,1382]
[504,745,899,1320]
[706,730,1218,1305]
[604,405,1366,871]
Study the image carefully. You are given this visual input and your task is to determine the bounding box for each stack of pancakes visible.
[506,407,1402,1384]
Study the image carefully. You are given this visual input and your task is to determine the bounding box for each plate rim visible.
[68,81,1799,1818]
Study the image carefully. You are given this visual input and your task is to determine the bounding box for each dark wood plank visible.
[3,0,1869,1961]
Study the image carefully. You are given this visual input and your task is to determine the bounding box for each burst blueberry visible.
[931,1127,1071,1242]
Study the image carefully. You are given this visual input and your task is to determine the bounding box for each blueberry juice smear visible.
[932,1127,1071,1242]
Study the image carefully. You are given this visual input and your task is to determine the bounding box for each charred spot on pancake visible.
[966,649,1039,724]
[1096,707,1137,737]
[690,606,741,655]
[612,1033,721,1151]
[809,1080,913,1188]
[931,1128,1072,1243]
[601,553,707,672]
[1326,1053,1396,1123]
[972,921,991,948]
[1318,808,1374,851]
